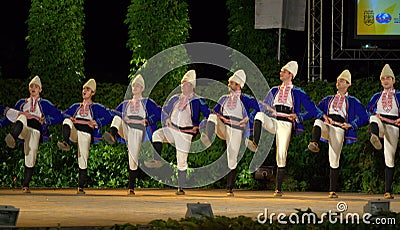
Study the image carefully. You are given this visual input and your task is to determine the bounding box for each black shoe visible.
[176,188,185,195]
[200,133,212,148]
[104,131,116,145]
[127,189,135,196]
[308,142,320,153]
[384,192,394,199]
[57,141,71,151]
[5,133,16,149]
[273,190,283,197]
[144,159,163,168]
[328,191,338,198]
[226,189,234,197]
[370,134,382,150]
[77,187,85,195]
[245,138,258,152]
[22,187,31,194]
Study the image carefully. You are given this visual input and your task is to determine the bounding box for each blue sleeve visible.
[111,101,124,117]
[146,99,162,125]
[213,96,225,114]
[93,104,113,128]
[318,96,331,112]
[0,114,11,127]
[297,89,324,122]
[198,98,210,118]
[366,93,379,115]
[63,104,78,118]
[246,95,260,113]
[42,100,64,125]
[0,105,5,115]
[261,90,275,115]
[350,98,369,130]
[14,99,25,110]
[161,96,178,122]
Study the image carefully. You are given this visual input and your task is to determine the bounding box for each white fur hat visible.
[132,74,145,90]
[181,70,196,88]
[281,61,298,78]
[83,78,96,93]
[29,75,42,88]
[337,69,351,85]
[228,69,246,88]
[380,64,395,80]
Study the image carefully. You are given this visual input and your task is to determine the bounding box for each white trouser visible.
[152,126,192,171]
[16,115,41,167]
[208,114,243,169]
[314,119,345,169]
[255,112,292,167]
[63,118,91,169]
[370,115,399,167]
[111,116,143,170]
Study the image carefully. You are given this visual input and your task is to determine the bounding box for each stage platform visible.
[1,188,399,228]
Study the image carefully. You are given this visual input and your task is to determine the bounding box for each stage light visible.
[0,205,20,228]
[363,200,390,215]
[254,166,275,180]
[185,203,214,219]
[361,43,378,49]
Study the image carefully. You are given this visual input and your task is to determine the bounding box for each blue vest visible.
[64,103,112,143]
[261,86,324,134]
[213,93,260,137]
[112,98,162,142]
[318,95,369,144]
[162,94,211,127]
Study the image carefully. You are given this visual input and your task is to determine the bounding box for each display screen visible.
[356,0,400,36]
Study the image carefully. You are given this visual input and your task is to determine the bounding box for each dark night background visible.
[1,1,399,85]
[0,0,308,85]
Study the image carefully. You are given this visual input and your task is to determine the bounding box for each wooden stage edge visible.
[1,188,399,228]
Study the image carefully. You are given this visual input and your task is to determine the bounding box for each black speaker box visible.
[185,203,214,219]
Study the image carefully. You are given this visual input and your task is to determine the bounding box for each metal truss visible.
[308,0,400,82]
[307,0,322,82]
[331,0,400,61]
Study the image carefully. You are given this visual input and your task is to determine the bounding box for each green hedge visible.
[1,77,399,195]
[110,209,400,230]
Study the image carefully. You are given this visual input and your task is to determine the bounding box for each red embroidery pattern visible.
[332,94,346,112]
[178,94,191,111]
[227,90,241,110]
[79,102,92,117]
[382,89,395,113]
[30,97,39,112]
[278,84,292,103]
[130,97,142,114]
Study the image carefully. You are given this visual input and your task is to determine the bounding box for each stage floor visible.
[1,188,399,228]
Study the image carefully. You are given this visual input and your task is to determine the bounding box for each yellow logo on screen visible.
[364,10,374,26]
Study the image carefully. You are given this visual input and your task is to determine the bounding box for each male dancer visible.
[246,61,324,197]
[57,78,112,194]
[307,70,369,198]
[367,64,400,199]
[103,74,162,195]
[4,76,64,193]
[201,70,259,196]
[150,70,210,195]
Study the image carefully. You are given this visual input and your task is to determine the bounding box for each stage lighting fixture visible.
[0,205,20,228]
[185,203,214,219]
[254,166,275,180]
[361,43,378,49]
[363,200,390,215]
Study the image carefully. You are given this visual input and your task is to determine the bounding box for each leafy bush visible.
[109,209,400,229]
[27,0,85,86]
